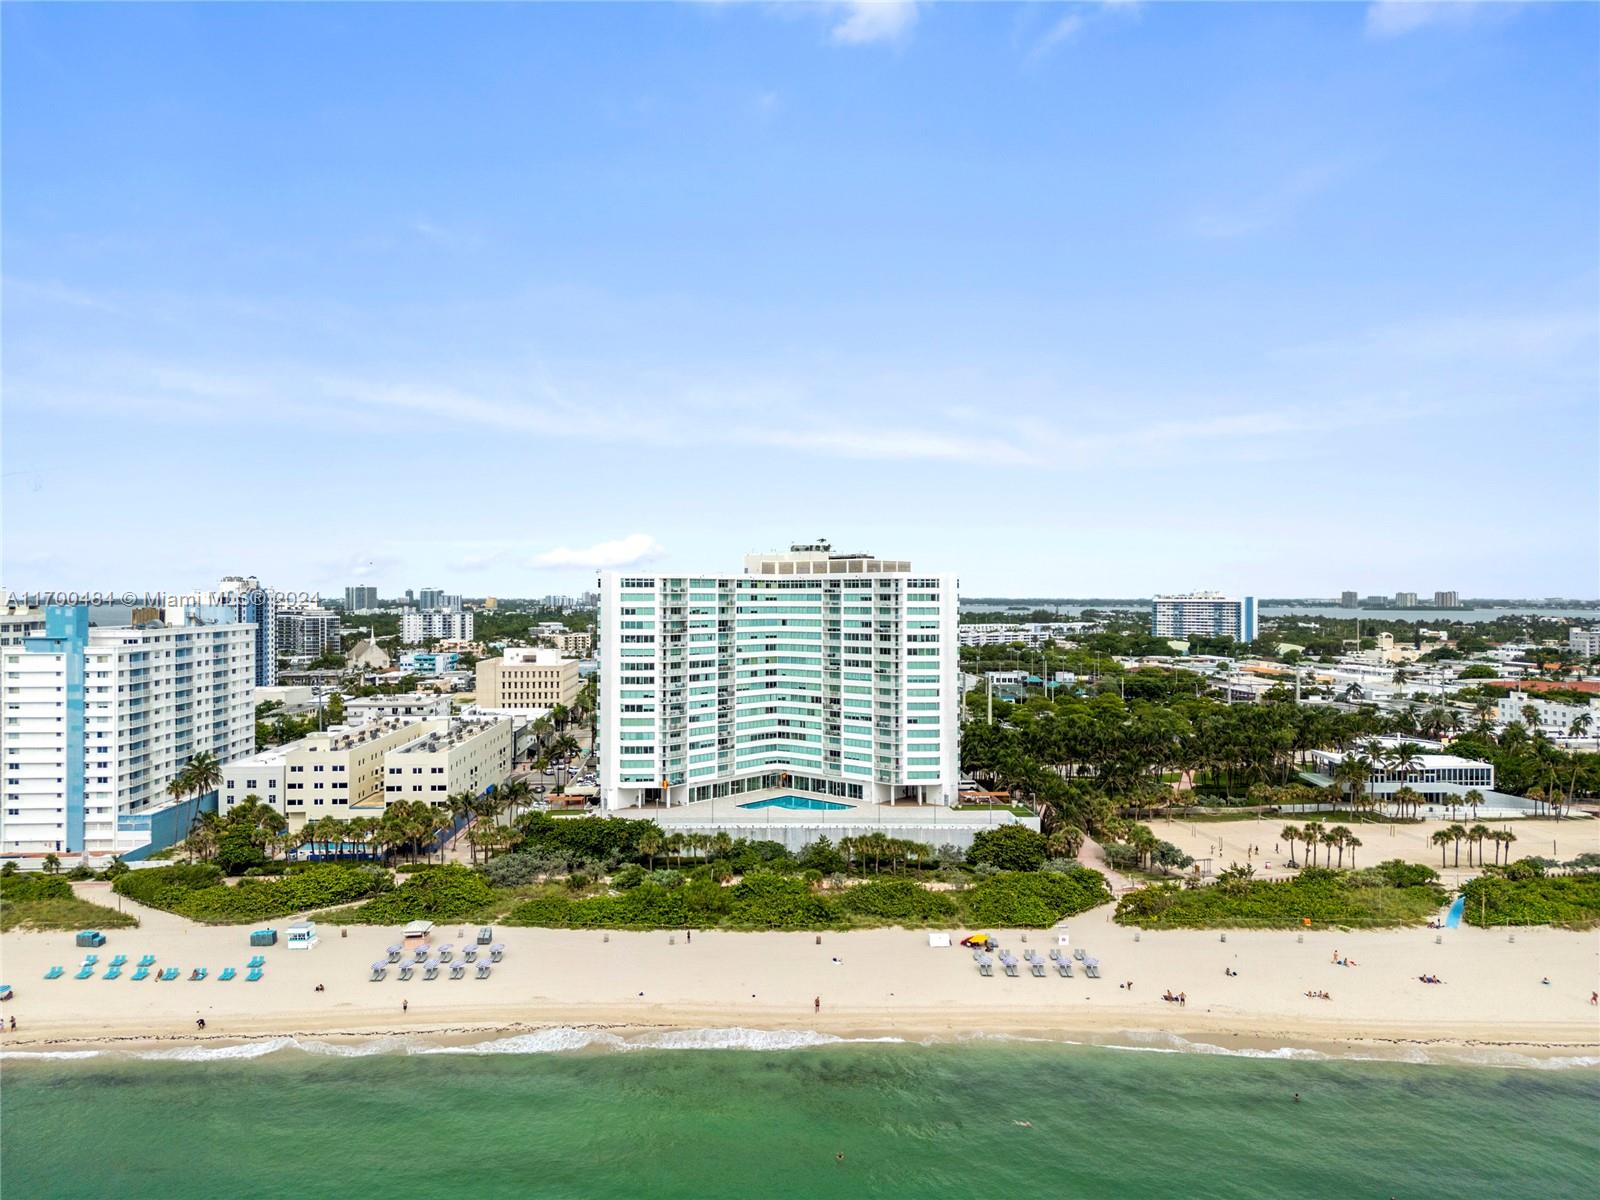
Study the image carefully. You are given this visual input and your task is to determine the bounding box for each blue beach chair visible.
[131,965,150,981]
[104,966,123,980]
[44,966,64,980]
[246,955,265,969]
[219,967,237,981]
[246,968,263,982]
[159,967,179,981]
[109,954,128,968]
[138,954,156,968]
[75,965,95,980]
[189,968,208,981]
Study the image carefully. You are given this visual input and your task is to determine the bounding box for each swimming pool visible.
[737,795,855,812]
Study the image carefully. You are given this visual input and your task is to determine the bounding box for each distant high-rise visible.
[418,587,445,610]
[1151,593,1258,643]
[1340,591,1358,609]
[1433,591,1459,609]
[345,585,379,612]
[211,575,277,686]
[1394,592,1418,608]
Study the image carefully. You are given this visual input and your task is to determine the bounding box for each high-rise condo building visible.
[1433,591,1459,609]
[401,610,474,643]
[599,542,959,810]
[1150,593,1258,643]
[345,585,379,612]
[1395,592,1419,608]
[1,605,257,858]
[210,575,278,686]
[1340,591,1359,609]
[275,605,342,658]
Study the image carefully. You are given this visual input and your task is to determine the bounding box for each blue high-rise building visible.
[214,575,278,686]
[1151,593,1257,644]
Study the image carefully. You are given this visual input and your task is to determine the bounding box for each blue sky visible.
[4,1,1596,599]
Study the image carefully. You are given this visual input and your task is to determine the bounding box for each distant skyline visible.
[4,2,1596,597]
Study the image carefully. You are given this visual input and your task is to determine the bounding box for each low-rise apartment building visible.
[382,716,514,806]
[401,610,474,644]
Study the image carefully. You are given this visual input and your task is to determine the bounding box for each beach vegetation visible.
[967,825,1049,872]
[319,865,496,924]
[1459,873,1600,929]
[1114,860,1445,929]
[113,862,391,924]
[0,872,139,932]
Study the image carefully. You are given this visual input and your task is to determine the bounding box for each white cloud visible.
[532,533,665,570]
[1365,1,1518,38]
[1190,162,1348,240]
[830,1,918,46]
[1029,12,1084,60]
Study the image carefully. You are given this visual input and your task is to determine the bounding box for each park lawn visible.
[0,893,140,932]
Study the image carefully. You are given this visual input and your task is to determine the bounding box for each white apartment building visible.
[550,630,593,656]
[382,716,514,806]
[1569,627,1600,657]
[1495,691,1594,735]
[599,542,960,810]
[401,610,474,644]
[344,693,453,725]
[1,605,47,647]
[475,647,581,712]
[957,621,1097,648]
[3,605,257,858]
[275,605,341,658]
[1151,593,1258,643]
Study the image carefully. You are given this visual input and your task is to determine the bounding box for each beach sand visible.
[4,890,1596,1062]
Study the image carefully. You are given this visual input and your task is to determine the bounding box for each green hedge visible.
[113,863,392,924]
[319,866,497,925]
[963,869,1111,927]
[1460,875,1600,929]
[1114,868,1444,930]
[0,874,74,902]
[504,869,1107,932]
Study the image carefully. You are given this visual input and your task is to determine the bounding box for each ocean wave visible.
[1109,1031,1329,1061]
[0,1049,102,1060]
[408,1028,626,1056]
[410,1027,907,1055]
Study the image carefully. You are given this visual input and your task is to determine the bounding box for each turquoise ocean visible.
[3,1033,1595,1199]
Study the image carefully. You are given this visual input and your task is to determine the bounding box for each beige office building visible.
[475,647,580,711]
[551,630,593,656]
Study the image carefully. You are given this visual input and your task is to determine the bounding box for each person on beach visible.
[814,996,821,1014]
[402,999,408,1013]
[1589,992,1597,1006]
[196,1018,206,1030]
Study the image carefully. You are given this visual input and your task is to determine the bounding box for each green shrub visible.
[962,869,1111,927]
[836,879,957,925]
[0,874,73,902]
[1374,859,1440,888]
[1460,874,1600,929]
[967,825,1049,872]
[725,873,838,929]
[114,863,390,924]
[481,853,567,887]
[1115,869,1444,930]
[326,865,494,924]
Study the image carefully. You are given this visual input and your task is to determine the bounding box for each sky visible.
[3,0,1597,600]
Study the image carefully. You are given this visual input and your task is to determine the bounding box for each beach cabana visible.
[286,923,318,951]
[249,929,278,948]
[403,920,434,940]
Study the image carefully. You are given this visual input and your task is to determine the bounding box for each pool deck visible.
[605,790,1040,852]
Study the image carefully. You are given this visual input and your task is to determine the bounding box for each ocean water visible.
[3,1034,1596,1199]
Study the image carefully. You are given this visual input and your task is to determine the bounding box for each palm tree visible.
[1430,828,1452,867]
[1333,756,1371,813]
[42,852,61,875]
[1046,826,1085,860]
[1344,834,1362,868]
[1467,824,1491,867]
[1300,821,1325,869]
[1391,785,1424,821]
[1327,825,1353,868]
[1445,823,1468,868]
[1280,824,1302,867]
[1463,788,1484,821]
[1571,712,1594,739]
[638,830,664,870]
[1386,742,1424,784]
[1496,828,1517,866]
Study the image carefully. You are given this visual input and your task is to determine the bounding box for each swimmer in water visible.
[835,1153,845,1163]
[1013,1120,1033,1128]
[1293,1093,1301,1103]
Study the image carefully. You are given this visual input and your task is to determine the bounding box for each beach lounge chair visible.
[131,965,150,981]
[1048,948,1062,962]
[1030,960,1046,977]
[438,944,455,962]
[1085,962,1101,979]
[159,967,179,981]
[189,968,208,981]
[81,954,99,966]
[109,954,128,968]
[247,955,266,969]
[413,944,430,963]
[449,962,466,980]
[386,944,403,963]
[489,944,504,963]
[1000,952,1019,978]
[75,965,95,980]
[475,962,491,979]
[423,960,440,981]
[138,954,156,967]
[398,963,415,981]
[1056,960,1074,977]
[44,966,64,980]
[1073,948,1086,961]
[246,968,264,982]
[370,963,387,981]
[219,967,237,981]
[104,966,122,980]
[462,946,478,963]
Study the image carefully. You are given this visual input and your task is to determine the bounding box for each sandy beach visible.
[4,888,1596,1063]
